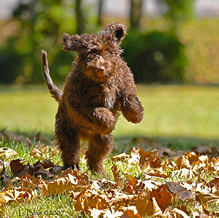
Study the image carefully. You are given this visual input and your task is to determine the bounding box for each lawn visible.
[1,84,219,217]
[0,84,219,147]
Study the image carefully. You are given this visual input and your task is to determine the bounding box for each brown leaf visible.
[41,159,55,169]
[109,191,135,206]
[176,205,190,216]
[89,208,105,218]
[164,182,193,202]
[10,159,29,177]
[31,165,53,178]
[192,144,219,157]
[0,160,10,188]
[165,182,188,193]
[110,153,130,161]
[207,177,219,194]
[162,159,177,171]
[147,170,168,179]
[176,156,190,169]
[39,145,60,155]
[151,184,172,212]
[10,159,55,178]
[134,190,154,216]
[139,148,158,171]
[74,189,108,213]
[112,165,123,186]
[99,180,119,190]
[0,147,17,159]
[120,206,141,218]
[125,174,138,188]
[165,208,190,218]
[157,146,176,158]
[196,191,219,205]
[201,207,219,218]
[185,151,199,164]
[71,168,90,186]
[20,174,37,189]
[37,171,89,196]
[0,189,37,206]
[49,165,64,175]
[128,147,140,164]
[31,148,42,159]
[150,156,162,168]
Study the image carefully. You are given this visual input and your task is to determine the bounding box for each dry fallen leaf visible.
[112,165,123,186]
[73,189,108,213]
[31,148,43,159]
[176,156,191,169]
[0,147,17,159]
[10,159,29,177]
[165,208,190,218]
[128,147,140,164]
[110,153,130,161]
[164,182,193,202]
[1,133,219,217]
[151,184,172,212]
[139,148,158,171]
[120,206,141,218]
[0,188,38,206]
[134,189,152,216]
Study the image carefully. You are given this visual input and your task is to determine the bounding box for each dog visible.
[42,22,144,173]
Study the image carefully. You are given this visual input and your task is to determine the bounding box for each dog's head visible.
[62,22,127,83]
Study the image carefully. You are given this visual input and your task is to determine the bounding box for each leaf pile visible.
[1,134,219,218]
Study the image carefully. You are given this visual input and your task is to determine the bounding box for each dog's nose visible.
[96,66,105,73]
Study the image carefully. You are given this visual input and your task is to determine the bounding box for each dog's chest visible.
[102,85,117,109]
[104,94,116,109]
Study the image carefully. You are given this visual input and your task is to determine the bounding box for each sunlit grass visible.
[2,194,79,217]
[1,85,219,144]
[1,84,219,216]
[116,85,219,139]
[0,85,57,136]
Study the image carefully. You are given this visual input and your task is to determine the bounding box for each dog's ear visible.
[105,22,127,44]
[63,33,87,52]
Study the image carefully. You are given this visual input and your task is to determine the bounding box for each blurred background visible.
[0,0,218,84]
[0,0,219,146]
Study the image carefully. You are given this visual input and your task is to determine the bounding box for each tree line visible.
[0,0,195,84]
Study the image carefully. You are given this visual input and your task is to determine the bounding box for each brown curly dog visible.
[42,22,144,173]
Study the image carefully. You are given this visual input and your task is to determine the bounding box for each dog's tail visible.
[42,50,63,102]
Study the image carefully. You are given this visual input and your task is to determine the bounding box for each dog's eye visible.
[90,48,99,54]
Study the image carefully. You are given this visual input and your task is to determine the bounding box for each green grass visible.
[116,85,219,138]
[0,85,57,136]
[2,193,81,217]
[1,84,219,148]
[1,85,219,217]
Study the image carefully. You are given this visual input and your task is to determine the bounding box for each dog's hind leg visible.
[86,134,113,173]
[55,106,81,170]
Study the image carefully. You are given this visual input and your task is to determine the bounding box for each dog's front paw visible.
[121,95,144,123]
[93,107,115,135]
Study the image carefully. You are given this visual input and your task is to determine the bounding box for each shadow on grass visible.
[2,129,218,155]
[114,135,219,153]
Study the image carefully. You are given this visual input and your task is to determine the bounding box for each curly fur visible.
[42,22,144,173]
